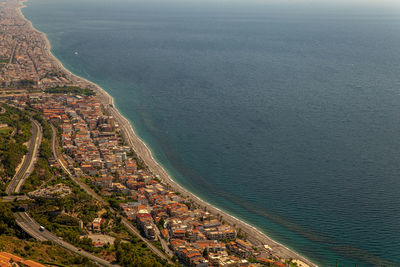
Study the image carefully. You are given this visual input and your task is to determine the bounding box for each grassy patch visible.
[44,86,95,96]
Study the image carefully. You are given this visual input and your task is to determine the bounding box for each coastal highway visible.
[6,119,42,195]
[15,212,119,267]
[9,123,118,266]
[50,124,173,263]
[15,212,47,242]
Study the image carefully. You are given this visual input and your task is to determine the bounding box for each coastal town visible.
[0,0,70,88]
[0,0,313,267]
[3,82,302,267]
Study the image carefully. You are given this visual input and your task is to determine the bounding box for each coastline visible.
[18,1,317,266]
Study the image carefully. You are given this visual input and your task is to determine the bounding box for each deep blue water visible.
[22,0,400,266]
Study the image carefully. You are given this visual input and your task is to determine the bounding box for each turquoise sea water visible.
[22,0,400,266]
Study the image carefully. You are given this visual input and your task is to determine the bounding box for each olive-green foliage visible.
[53,214,80,226]
[21,115,54,193]
[43,72,66,78]
[106,196,121,210]
[32,175,100,220]
[0,57,9,64]
[30,175,101,252]
[32,113,52,140]
[13,79,35,88]
[21,157,53,193]
[45,86,95,96]
[1,142,28,177]
[31,194,100,253]
[0,105,32,192]
[39,139,52,160]
[115,237,171,267]
[0,202,21,236]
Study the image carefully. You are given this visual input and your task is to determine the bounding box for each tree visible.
[0,203,19,236]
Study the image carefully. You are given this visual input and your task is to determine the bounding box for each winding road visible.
[9,120,118,266]
[7,114,171,265]
[50,124,173,263]
[1,195,30,202]
[15,212,118,267]
[50,124,106,204]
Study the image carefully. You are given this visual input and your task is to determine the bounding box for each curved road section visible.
[15,212,119,267]
[10,122,118,266]
[50,124,173,263]
[6,119,42,195]
[50,124,105,204]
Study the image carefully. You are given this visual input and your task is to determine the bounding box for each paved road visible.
[50,124,106,205]
[15,212,47,242]
[7,122,117,266]
[6,119,42,195]
[154,224,174,258]
[50,124,173,264]
[15,212,119,267]
[1,195,30,202]
[121,218,174,262]
[107,105,176,259]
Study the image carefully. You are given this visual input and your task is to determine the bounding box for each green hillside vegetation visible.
[29,175,174,266]
[115,237,172,267]
[0,104,32,194]
[31,176,102,230]
[0,202,95,266]
[0,202,22,237]
[21,115,55,193]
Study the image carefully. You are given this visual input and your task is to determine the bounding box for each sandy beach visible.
[17,0,317,266]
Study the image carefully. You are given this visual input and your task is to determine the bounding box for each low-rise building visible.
[28,184,72,199]
[92,217,105,232]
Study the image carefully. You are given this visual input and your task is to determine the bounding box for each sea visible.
[22,0,400,266]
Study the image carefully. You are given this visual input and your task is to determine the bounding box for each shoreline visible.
[18,1,317,266]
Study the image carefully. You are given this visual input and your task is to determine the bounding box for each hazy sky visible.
[136,0,400,5]
[63,0,400,15]
[121,0,400,10]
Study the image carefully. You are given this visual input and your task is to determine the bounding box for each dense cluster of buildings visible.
[0,0,70,88]
[17,93,285,267]
[0,0,310,266]
[27,183,72,199]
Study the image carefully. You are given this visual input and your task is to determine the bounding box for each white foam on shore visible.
[17,1,317,265]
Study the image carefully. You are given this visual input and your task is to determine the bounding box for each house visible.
[94,177,112,188]
[161,228,169,240]
[92,218,105,232]
[136,214,156,240]
[227,240,253,258]
[171,229,186,239]
[194,240,226,253]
